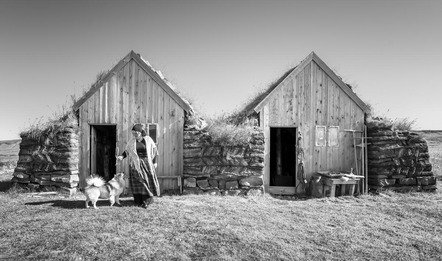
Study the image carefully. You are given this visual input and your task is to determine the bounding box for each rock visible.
[203,189,220,196]
[50,174,79,183]
[416,176,437,186]
[18,155,33,163]
[208,179,218,188]
[13,172,29,179]
[183,148,203,158]
[183,158,204,167]
[218,180,226,190]
[422,185,437,191]
[184,130,203,140]
[397,178,416,186]
[246,188,263,196]
[241,182,250,188]
[182,188,204,195]
[241,168,263,176]
[225,181,238,190]
[196,179,210,189]
[183,166,203,175]
[239,176,263,187]
[227,189,241,196]
[183,173,210,178]
[202,157,217,166]
[184,177,196,188]
[183,141,203,149]
[60,187,78,197]
[201,166,219,175]
[27,183,39,191]
[368,178,396,186]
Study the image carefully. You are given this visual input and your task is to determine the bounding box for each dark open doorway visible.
[270,127,297,187]
[90,125,117,181]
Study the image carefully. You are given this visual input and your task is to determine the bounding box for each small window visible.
[148,123,158,143]
[315,126,326,146]
[328,126,339,147]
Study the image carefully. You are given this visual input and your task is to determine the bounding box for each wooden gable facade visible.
[252,52,369,194]
[73,51,192,191]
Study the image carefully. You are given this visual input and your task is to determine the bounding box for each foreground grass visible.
[0,186,441,261]
[1,131,440,260]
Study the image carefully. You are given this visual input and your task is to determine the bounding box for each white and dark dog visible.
[84,173,125,209]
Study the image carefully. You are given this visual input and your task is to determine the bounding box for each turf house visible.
[73,51,193,192]
[12,51,435,195]
[239,52,370,195]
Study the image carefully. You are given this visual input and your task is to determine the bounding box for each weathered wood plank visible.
[157,87,164,177]
[79,104,88,187]
[119,64,129,175]
[87,98,94,174]
[327,75,335,170]
[311,62,320,172]
[176,103,184,179]
[128,61,134,129]
[263,105,270,189]
[133,62,141,123]
[339,84,346,170]
[140,69,147,124]
[153,82,159,123]
[148,77,154,123]
[305,64,313,177]
[106,81,112,124]
[94,89,99,123]
[164,94,171,178]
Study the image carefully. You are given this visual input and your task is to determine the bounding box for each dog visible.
[84,173,126,209]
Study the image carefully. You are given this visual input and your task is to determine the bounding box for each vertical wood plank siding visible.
[262,61,365,190]
[78,59,185,191]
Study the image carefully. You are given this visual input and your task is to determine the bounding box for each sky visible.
[1,0,441,140]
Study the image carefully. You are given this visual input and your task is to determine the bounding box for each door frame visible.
[267,126,298,195]
[89,124,117,178]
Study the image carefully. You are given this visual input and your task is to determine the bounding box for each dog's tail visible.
[86,176,106,187]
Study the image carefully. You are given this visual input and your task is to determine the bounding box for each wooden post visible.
[364,125,369,194]
[353,131,358,175]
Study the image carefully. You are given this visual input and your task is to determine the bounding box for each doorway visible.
[270,127,297,187]
[90,125,117,181]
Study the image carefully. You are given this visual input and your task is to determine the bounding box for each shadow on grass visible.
[24,198,136,209]
[0,180,12,192]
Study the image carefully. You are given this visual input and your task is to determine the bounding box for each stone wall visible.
[12,126,79,192]
[182,126,264,196]
[367,119,436,192]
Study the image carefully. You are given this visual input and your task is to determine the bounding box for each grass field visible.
[0,132,441,260]
[419,131,442,179]
[0,184,441,260]
[0,139,19,176]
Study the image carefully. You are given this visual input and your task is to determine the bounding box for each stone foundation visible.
[183,126,264,196]
[367,119,436,192]
[12,126,79,192]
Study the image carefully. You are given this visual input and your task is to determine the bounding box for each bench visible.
[322,177,360,197]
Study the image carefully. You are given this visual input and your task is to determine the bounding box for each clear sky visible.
[1,0,441,140]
